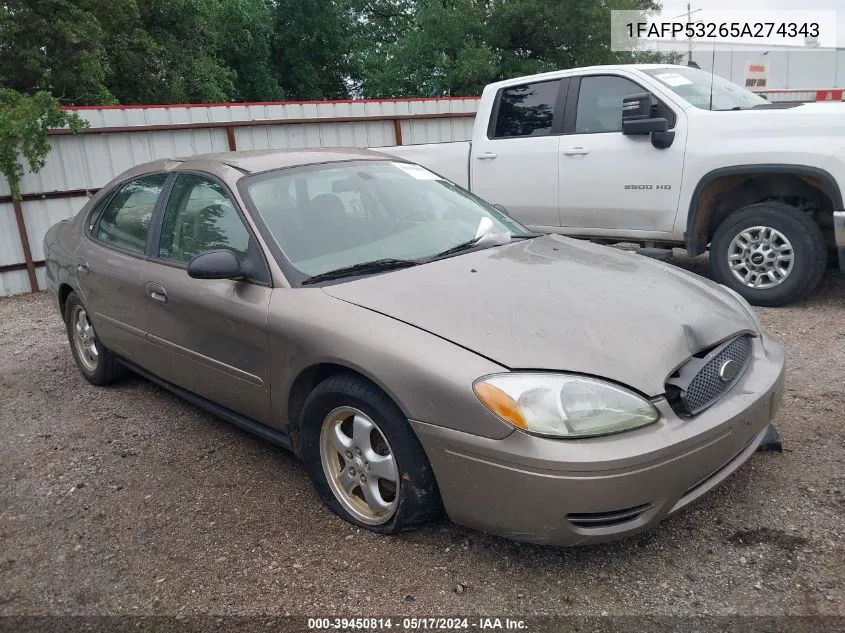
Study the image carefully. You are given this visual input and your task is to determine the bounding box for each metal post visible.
[12,198,39,292]
[393,119,403,146]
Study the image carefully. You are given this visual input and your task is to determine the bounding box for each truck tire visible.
[709,202,826,307]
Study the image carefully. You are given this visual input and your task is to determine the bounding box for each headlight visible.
[473,373,659,438]
[721,286,763,332]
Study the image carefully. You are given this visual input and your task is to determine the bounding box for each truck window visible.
[492,80,560,139]
[575,76,649,134]
[574,76,675,134]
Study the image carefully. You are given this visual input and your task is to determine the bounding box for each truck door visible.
[557,74,686,235]
[470,78,566,228]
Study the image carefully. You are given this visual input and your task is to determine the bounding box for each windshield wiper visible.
[301,258,419,285]
[426,230,540,263]
[426,235,487,261]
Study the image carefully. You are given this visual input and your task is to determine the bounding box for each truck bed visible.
[374,141,471,189]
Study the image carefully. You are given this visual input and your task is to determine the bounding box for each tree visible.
[0,90,88,201]
[488,0,664,76]
[0,0,115,104]
[349,0,672,98]
[210,0,284,101]
[351,0,495,98]
[271,0,351,100]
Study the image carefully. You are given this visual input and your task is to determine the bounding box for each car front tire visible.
[710,202,826,307]
[300,373,442,533]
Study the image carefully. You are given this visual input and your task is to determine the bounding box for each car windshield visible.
[643,67,768,111]
[241,160,532,281]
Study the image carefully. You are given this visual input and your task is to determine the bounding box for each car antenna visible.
[708,40,716,111]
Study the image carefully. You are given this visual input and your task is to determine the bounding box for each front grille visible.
[667,335,753,416]
[567,503,652,528]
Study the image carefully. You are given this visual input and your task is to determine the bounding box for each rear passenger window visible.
[96,174,167,253]
[492,80,560,139]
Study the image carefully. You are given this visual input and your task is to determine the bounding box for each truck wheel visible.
[710,202,826,307]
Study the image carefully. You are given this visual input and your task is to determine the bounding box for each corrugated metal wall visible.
[0,97,480,296]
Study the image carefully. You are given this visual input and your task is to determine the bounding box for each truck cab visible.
[383,64,845,306]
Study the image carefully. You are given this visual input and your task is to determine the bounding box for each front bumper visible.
[834,210,845,271]
[411,334,785,546]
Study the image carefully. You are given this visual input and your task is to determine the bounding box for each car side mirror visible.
[621,93,675,149]
[493,204,510,217]
[187,249,243,280]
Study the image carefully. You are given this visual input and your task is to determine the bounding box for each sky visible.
[654,0,843,48]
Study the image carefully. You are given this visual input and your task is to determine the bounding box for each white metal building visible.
[0,97,479,296]
[647,40,845,91]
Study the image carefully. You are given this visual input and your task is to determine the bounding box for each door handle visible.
[77,262,89,274]
[561,147,590,156]
[145,282,168,304]
[476,152,497,160]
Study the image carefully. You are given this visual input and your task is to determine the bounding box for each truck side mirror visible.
[622,93,653,122]
[621,93,675,149]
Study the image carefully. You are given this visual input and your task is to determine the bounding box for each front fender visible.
[684,164,844,256]
[266,288,515,442]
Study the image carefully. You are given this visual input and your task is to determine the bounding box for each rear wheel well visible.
[58,284,74,317]
[688,170,838,253]
[287,364,390,456]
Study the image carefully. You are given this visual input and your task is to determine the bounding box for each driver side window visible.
[575,76,674,134]
[158,174,250,264]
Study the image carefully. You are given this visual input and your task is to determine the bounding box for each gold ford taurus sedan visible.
[44,149,785,545]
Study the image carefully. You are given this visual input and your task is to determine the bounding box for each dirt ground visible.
[1,255,843,619]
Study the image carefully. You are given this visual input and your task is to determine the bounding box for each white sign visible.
[744,62,768,90]
[391,162,440,180]
[655,72,693,87]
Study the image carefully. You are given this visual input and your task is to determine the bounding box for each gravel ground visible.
[1,255,843,619]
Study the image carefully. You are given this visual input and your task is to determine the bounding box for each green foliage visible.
[0,0,116,104]
[352,0,496,98]
[0,90,88,200]
[1,0,675,104]
[352,0,670,97]
[271,0,350,100]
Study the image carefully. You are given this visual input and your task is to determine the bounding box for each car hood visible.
[322,236,755,396]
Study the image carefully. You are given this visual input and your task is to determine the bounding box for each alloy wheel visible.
[727,225,794,289]
[71,305,99,372]
[319,406,400,525]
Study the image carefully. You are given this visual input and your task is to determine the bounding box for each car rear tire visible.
[709,202,826,307]
[64,292,129,385]
[300,373,442,533]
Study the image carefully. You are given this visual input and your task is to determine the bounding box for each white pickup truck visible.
[382,64,845,306]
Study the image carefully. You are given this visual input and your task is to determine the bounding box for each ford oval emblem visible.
[719,359,740,383]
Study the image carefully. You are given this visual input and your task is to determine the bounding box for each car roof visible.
[126,148,396,180]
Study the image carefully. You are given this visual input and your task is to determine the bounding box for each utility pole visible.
[673,3,702,65]
[686,3,693,64]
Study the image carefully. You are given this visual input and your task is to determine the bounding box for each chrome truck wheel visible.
[727,225,794,289]
[710,202,826,307]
